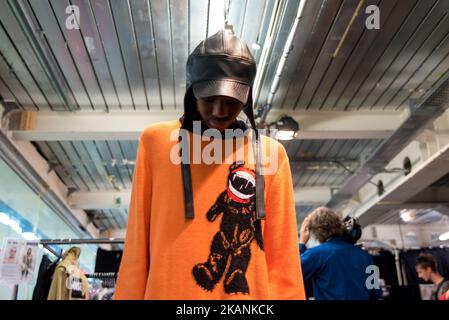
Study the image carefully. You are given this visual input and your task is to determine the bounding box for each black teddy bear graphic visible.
[192,161,264,295]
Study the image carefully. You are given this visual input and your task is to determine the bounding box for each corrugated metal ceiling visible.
[285,139,382,187]
[0,0,275,111]
[256,0,449,111]
[35,140,136,230]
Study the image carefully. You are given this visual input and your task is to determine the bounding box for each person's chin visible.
[207,119,231,132]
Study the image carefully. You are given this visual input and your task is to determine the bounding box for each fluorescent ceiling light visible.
[273,115,299,141]
[275,130,297,140]
[400,209,415,222]
[439,231,449,241]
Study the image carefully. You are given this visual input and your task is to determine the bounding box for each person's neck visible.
[430,272,443,285]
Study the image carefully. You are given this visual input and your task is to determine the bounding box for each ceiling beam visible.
[354,141,449,226]
[267,110,408,140]
[10,111,182,141]
[69,187,332,210]
[367,187,449,210]
[294,187,332,205]
[405,186,449,203]
[8,110,407,141]
[68,191,130,210]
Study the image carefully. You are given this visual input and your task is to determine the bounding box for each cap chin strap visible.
[243,91,266,220]
[252,129,266,220]
[179,129,195,219]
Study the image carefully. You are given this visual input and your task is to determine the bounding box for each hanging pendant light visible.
[273,115,299,140]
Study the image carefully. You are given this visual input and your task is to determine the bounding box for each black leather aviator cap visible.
[193,80,249,105]
[185,29,257,127]
[180,29,265,220]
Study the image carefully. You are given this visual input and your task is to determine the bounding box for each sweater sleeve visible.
[263,145,306,300]
[115,132,152,300]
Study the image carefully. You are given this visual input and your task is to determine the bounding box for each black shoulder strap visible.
[179,128,194,219]
[252,129,266,220]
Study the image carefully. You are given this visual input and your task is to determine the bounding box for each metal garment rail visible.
[85,272,117,278]
[40,238,125,259]
[40,238,124,245]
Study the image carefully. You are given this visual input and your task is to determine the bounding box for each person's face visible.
[416,266,432,282]
[27,248,32,255]
[9,247,17,258]
[196,96,244,132]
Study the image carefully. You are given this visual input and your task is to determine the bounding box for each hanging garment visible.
[371,250,400,287]
[95,248,122,273]
[47,255,89,300]
[32,255,51,300]
[388,285,422,301]
[32,255,61,300]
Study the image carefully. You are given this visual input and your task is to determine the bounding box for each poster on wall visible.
[0,238,39,285]
[18,241,39,284]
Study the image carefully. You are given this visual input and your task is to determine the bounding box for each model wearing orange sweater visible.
[114,120,305,299]
[115,30,305,300]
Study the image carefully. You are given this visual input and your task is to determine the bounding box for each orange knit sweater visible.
[114,120,305,300]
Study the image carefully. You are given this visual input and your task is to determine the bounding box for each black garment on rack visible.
[32,255,51,300]
[94,248,123,273]
[371,250,399,287]
[32,255,60,300]
[400,247,449,286]
[387,285,422,301]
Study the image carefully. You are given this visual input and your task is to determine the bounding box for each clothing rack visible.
[40,238,125,245]
[85,272,117,278]
[358,238,397,250]
[39,238,124,258]
[86,272,118,290]
[11,239,124,300]
[42,245,61,258]
[358,239,404,286]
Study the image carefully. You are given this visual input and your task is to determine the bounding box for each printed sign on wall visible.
[0,238,39,285]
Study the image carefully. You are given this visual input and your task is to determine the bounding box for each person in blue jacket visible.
[299,207,382,300]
